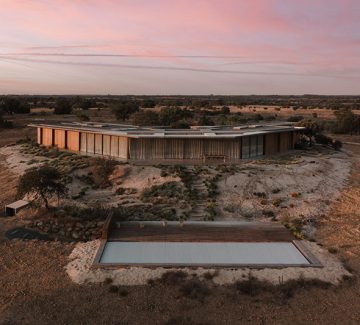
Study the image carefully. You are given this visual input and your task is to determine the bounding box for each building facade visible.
[30,122,303,162]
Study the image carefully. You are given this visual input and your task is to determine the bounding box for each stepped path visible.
[188,170,209,220]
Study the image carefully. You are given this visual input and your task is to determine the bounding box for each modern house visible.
[29,121,303,162]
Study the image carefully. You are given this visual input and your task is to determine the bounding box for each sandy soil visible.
[65,240,350,286]
[0,144,49,175]
[217,151,351,237]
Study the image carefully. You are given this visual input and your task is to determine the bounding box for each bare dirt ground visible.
[1,127,360,324]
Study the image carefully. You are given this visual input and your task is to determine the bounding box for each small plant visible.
[253,192,266,198]
[262,210,275,218]
[272,198,282,207]
[104,277,113,284]
[119,289,129,297]
[108,285,119,293]
[160,271,188,285]
[179,279,210,302]
[203,270,219,281]
[224,204,236,213]
[141,182,183,202]
[328,247,338,254]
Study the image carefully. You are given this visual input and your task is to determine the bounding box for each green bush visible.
[141,182,183,202]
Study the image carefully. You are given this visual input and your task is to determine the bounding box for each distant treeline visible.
[1,94,360,111]
[1,95,360,134]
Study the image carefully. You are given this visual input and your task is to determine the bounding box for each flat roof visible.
[29,121,304,139]
[5,200,29,210]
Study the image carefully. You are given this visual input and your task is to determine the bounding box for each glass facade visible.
[241,135,264,158]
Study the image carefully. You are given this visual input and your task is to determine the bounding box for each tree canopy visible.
[111,101,139,120]
[333,109,360,134]
[17,166,68,209]
[54,97,72,114]
[0,97,30,114]
[131,110,160,126]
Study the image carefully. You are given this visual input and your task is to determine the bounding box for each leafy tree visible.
[0,107,13,128]
[220,106,230,114]
[54,97,72,114]
[197,114,214,126]
[78,98,96,110]
[1,97,30,114]
[17,166,68,209]
[333,109,360,134]
[131,110,160,126]
[140,99,156,108]
[170,119,190,129]
[158,107,193,126]
[296,120,321,145]
[111,101,139,120]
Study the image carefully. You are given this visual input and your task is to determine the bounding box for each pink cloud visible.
[0,0,359,94]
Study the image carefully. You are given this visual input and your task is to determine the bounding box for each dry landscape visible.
[1,123,360,324]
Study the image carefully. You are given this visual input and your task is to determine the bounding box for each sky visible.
[0,0,360,95]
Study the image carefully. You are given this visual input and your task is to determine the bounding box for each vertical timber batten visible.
[31,124,301,162]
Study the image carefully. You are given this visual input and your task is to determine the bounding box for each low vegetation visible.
[141,182,183,203]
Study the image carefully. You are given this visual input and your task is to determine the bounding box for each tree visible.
[170,119,190,129]
[296,119,321,145]
[158,107,193,126]
[17,166,68,209]
[0,107,13,128]
[111,101,139,120]
[131,110,160,126]
[333,109,360,134]
[220,106,230,114]
[1,97,30,114]
[197,114,214,126]
[140,99,156,108]
[54,97,72,114]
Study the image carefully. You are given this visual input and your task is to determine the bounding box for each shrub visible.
[203,271,219,281]
[54,97,72,114]
[262,210,275,218]
[160,271,188,285]
[235,276,271,296]
[287,115,304,122]
[179,279,210,301]
[141,182,183,202]
[272,198,282,207]
[108,285,119,293]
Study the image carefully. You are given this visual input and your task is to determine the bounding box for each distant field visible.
[30,107,54,113]
[229,105,360,120]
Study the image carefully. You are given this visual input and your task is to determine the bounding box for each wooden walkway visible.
[108,222,295,243]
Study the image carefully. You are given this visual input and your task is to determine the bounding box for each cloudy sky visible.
[0,0,359,95]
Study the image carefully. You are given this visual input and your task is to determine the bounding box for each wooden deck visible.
[107,222,295,243]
